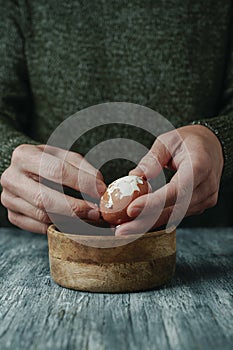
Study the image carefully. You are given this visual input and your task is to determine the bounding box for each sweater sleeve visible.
[0,1,39,182]
[191,20,233,185]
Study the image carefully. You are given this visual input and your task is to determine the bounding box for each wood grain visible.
[47,225,176,292]
[0,227,232,350]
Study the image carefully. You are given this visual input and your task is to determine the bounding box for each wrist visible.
[189,122,224,165]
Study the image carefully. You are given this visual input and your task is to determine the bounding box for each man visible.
[0,1,232,234]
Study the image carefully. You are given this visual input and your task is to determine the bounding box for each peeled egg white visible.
[99,175,151,225]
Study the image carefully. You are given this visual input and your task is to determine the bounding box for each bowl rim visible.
[47,224,176,242]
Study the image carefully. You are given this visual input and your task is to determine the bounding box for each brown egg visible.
[99,175,151,226]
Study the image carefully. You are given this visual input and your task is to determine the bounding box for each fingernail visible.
[89,202,99,209]
[129,165,147,178]
[115,226,129,236]
[97,181,106,195]
[88,209,100,220]
[115,225,122,236]
[128,207,142,217]
[115,229,123,236]
[139,165,149,178]
[96,170,104,182]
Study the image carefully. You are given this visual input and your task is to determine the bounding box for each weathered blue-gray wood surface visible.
[0,227,232,350]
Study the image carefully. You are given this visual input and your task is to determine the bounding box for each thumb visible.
[129,138,172,179]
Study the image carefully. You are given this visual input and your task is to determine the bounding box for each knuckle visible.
[0,191,9,207]
[204,193,218,209]
[70,200,82,218]
[195,209,205,215]
[193,160,204,174]
[73,152,83,162]
[210,179,219,194]
[162,206,173,223]
[96,170,104,181]
[8,211,17,225]
[33,190,45,209]
[209,193,218,208]
[170,203,183,222]
[148,148,158,160]
[35,207,49,223]
[0,169,11,188]
[179,186,187,200]
[158,131,180,151]
[144,196,155,212]
[41,224,48,235]
[12,144,29,161]
[193,158,211,178]
[156,133,169,146]
[0,169,18,191]
[46,159,64,181]
[37,144,46,151]
[169,181,178,201]
[178,182,193,202]
[0,167,15,188]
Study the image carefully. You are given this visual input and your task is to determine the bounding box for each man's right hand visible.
[0,144,106,234]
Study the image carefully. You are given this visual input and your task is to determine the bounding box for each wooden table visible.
[0,227,232,350]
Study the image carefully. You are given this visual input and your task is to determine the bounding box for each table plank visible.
[0,227,232,350]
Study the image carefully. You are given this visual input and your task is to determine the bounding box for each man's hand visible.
[115,125,224,235]
[0,144,106,234]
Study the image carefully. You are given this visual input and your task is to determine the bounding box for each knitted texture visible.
[0,0,233,186]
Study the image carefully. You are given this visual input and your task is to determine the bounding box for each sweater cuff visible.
[191,116,233,185]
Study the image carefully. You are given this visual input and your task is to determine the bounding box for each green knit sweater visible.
[0,1,233,224]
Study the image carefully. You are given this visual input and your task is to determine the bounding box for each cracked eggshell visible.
[99,175,151,225]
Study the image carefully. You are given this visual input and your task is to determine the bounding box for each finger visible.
[155,192,219,228]
[1,189,51,224]
[153,192,219,228]
[127,174,215,219]
[127,150,219,217]
[7,210,49,234]
[38,145,104,181]
[115,214,160,236]
[126,179,178,218]
[115,203,188,236]
[16,147,106,198]
[2,173,101,221]
[116,191,219,236]
[186,192,219,216]
[129,129,184,179]
[128,161,194,217]
[156,192,219,229]
[38,153,106,198]
[129,138,171,179]
[187,179,219,208]
[116,204,183,235]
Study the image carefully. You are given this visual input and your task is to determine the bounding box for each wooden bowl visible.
[47,224,176,293]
